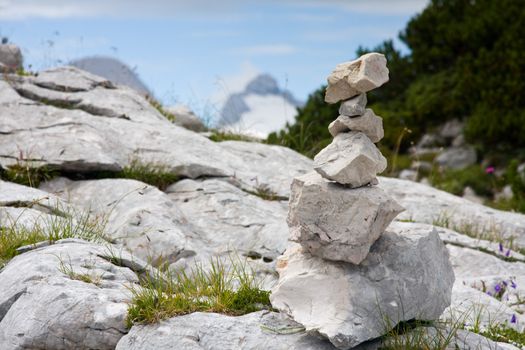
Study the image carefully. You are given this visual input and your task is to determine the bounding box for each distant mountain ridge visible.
[219,74,302,137]
[69,56,151,96]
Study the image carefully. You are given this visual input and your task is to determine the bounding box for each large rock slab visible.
[314,132,386,187]
[338,93,367,117]
[379,177,525,249]
[328,109,384,142]
[167,178,288,285]
[40,178,205,267]
[271,228,454,349]
[0,240,143,349]
[325,53,389,104]
[116,311,336,350]
[0,67,311,197]
[288,172,403,264]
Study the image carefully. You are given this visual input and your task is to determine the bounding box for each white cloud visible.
[231,44,297,56]
[292,0,429,16]
[0,0,429,20]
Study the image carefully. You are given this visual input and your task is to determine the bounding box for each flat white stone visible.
[325,53,389,104]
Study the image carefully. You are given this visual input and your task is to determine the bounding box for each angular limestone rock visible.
[0,44,22,72]
[288,172,404,264]
[328,109,384,142]
[325,53,389,104]
[271,229,455,349]
[313,132,387,187]
[338,93,367,117]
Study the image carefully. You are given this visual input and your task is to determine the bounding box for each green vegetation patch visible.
[146,96,176,122]
[126,257,272,327]
[0,206,107,269]
[208,130,257,143]
[481,324,525,348]
[0,163,57,187]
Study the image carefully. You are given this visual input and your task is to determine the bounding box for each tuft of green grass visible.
[208,130,257,143]
[481,324,525,348]
[57,256,103,286]
[146,96,176,122]
[379,323,458,350]
[245,184,287,201]
[118,159,179,191]
[125,256,272,327]
[0,163,57,187]
[90,159,179,191]
[0,204,107,269]
[432,212,509,244]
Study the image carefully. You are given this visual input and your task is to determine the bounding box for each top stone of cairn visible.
[325,53,389,104]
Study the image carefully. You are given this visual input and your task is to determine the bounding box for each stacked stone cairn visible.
[270,53,455,349]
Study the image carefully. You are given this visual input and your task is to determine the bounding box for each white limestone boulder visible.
[314,132,387,187]
[325,53,389,104]
[271,228,454,349]
[338,93,367,117]
[0,240,143,349]
[288,172,403,264]
[328,109,384,142]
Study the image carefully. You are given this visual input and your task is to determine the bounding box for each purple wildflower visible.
[511,314,517,324]
[487,291,492,296]
[499,243,504,252]
[486,166,495,174]
[511,281,517,289]
[503,280,508,286]
[494,284,502,292]
[505,249,511,257]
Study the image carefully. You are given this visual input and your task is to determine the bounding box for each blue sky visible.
[0,0,428,114]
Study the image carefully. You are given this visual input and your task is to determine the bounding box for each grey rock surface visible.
[40,178,204,268]
[0,44,22,72]
[325,53,389,104]
[288,172,403,264]
[271,228,454,349]
[390,221,525,330]
[328,109,384,142]
[338,93,367,116]
[436,146,477,170]
[314,132,387,187]
[379,176,525,249]
[116,311,336,350]
[164,105,206,132]
[0,66,310,197]
[0,240,142,349]
[167,178,289,285]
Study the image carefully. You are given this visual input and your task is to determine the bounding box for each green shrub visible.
[430,165,495,197]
